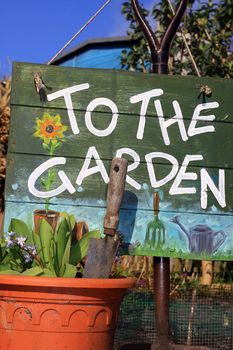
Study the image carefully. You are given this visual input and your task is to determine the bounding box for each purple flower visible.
[5,232,17,248]
[23,252,32,263]
[27,245,37,256]
[5,237,14,248]
[8,231,16,238]
[15,236,27,248]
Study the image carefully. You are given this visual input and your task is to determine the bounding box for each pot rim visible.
[0,275,135,289]
[34,209,60,215]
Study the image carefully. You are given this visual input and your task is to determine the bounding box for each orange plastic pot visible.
[0,275,135,350]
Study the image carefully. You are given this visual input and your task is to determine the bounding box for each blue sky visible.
[1,0,154,77]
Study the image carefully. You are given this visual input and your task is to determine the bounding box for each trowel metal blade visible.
[83,235,120,278]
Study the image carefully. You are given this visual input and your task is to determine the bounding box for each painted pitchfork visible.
[119,1,211,350]
[144,193,165,249]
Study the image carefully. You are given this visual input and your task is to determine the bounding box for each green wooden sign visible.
[4,62,233,260]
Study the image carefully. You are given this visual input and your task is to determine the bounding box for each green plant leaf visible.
[60,212,76,232]
[39,219,54,269]
[0,263,12,271]
[49,238,56,276]
[42,143,50,151]
[60,235,71,276]
[49,170,57,182]
[69,215,76,231]
[62,263,77,278]
[0,270,21,275]
[0,243,8,264]
[70,230,100,265]
[40,268,56,277]
[32,232,43,262]
[8,218,34,246]
[41,177,47,187]
[22,266,44,276]
[56,218,70,270]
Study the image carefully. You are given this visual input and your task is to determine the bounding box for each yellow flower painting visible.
[34,112,67,145]
[33,112,68,211]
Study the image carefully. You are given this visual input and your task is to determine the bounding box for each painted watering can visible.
[171,215,226,254]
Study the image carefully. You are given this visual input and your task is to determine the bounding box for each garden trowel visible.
[83,157,128,278]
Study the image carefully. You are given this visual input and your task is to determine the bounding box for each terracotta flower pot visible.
[0,275,135,350]
[34,209,60,234]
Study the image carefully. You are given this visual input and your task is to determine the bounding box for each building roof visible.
[52,36,135,66]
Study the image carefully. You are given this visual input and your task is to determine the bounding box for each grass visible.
[126,244,233,262]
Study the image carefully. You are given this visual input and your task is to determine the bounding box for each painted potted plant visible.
[0,214,135,350]
[32,112,67,233]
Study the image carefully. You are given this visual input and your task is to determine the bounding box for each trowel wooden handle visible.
[153,192,160,215]
[103,158,128,236]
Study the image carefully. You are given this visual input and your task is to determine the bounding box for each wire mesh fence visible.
[114,283,233,350]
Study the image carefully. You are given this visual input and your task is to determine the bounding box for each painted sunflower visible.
[34,113,67,144]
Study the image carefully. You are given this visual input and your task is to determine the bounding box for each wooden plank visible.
[5,153,233,214]
[8,105,233,169]
[3,200,233,261]
[11,62,232,123]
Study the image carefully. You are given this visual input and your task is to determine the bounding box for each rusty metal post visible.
[118,3,213,349]
[131,1,188,348]
[119,2,213,349]
[129,2,211,350]
[153,256,170,347]
[131,0,188,75]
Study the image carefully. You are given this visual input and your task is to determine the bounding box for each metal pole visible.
[153,256,170,346]
[130,1,188,347]
[118,2,214,350]
[128,1,209,349]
